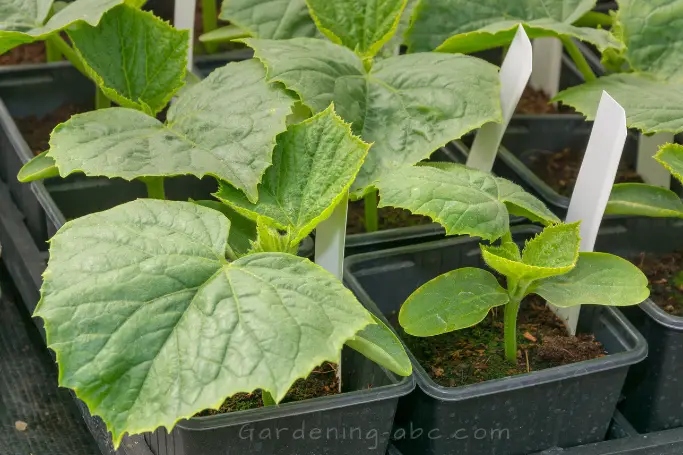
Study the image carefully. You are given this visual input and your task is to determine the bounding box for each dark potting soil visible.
[528,147,644,197]
[196,362,340,416]
[346,198,433,235]
[515,87,576,115]
[0,42,46,66]
[392,296,605,387]
[631,251,683,317]
[15,104,87,155]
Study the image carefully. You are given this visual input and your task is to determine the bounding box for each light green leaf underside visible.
[200,24,251,43]
[214,106,369,245]
[0,0,123,54]
[191,200,257,257]
[68,5,188,115]
[606,183,683,219]
[305,0,408,58]
[17,151,59,182]
[220,0,317,39]
[376,163,558,241]
[36,199,372,446]
[614,0,683,82]
[533,252,650,307]
[405,0,620,54]
[346,313,412,376]
[554,73,683,135]
[481,222,580,282]
[399,267,509,337]
[248,37,502,197]
[655,143,683,184]
[46,60,293,203]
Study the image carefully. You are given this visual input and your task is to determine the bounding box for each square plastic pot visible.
[589,217,683,433]
[344,226,647,455]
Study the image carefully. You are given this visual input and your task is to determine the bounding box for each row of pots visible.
[0,47,681,455]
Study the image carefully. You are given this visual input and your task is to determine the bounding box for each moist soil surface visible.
[347,198,433,235]
[15,104,87,155]
[0,42,46,66]
[515,87,576,115]
[528,147,643,197]
[631,252,683,316]
[197,362,340,416]
[393,296,605,387]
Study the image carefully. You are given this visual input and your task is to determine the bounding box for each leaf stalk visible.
[560,36,596,82]
[202,0,219,53]
[364,190,379,233]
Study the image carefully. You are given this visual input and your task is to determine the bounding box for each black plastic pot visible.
[584,217,683,434]
[344,226,647,455]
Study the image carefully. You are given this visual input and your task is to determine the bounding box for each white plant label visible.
[637,132,674,188]
[467,25,533,172]
[315,193,349,281]
[557,91,628,334]
[174,0,196,71]
[530,38,563,101]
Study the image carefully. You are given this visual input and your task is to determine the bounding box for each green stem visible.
[560,36,596,82]
[262,390,276,407]
[504,299,522,363]
[95,87,111,110]
[45,35,88,77]
[202,0,219,54]
[573,11,613,28]
[364,190,379,233]
[143,177,166,200]
[45,39,62,62]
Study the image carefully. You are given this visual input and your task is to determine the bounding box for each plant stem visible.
[560,36,596,82]
[504,299,522,363]
[364,190,379,233]
[95,87,111,109]
[45,39,62,62]
[262,390,276,407]
[46,35,88,77]
[202,0,219,54]
[573,11,613,28]
[143,177,166,200]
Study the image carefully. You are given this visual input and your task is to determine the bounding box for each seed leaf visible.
[606,183,683,219]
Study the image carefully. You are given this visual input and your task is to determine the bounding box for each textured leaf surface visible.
[68,5,188,114]
[606,183,683,219]
[532,252,650,307]
[405,0,620,53]
[482,223,580,283]
[399,268,509,336]
[220,0,316,39]
[192,200,257,257]
[496,178,561,225]
[36,199,372,446]
[306,0,407,58]
[655,143,683,183]
[377,163,558,240]
[214,106,369,244]
[0,0,123,54]
[346,313,412,376]
[46,60,293,202]
[249,38,502,196]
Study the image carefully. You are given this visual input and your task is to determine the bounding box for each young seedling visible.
[405,0,619,82]
[398,220,649,364]
[28,101,412,447]
[554,0,683,186]
[243,0,503,233]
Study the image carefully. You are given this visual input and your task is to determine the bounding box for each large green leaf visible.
[405,0,620,54]
[655,143,683,184]
[532,252,650,307]
[554,1,683,134]
[399,267,509,336]
[214,105,369,245]
[248,38,502,197]
[346,313,412,376]
[0,0,123,54]
[45,60,293,203]
[36,199,373,446]
[606,183,683,219]
[305,0,408,58]
[376,163,559,240]
[219,0,317,39]
[481,222,580,282]
[68,5,188,115]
